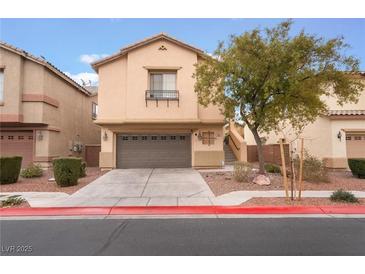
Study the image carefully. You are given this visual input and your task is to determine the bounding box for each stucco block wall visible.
[0,45,100,164]
[95,35,225,169]
[126,40,198,121]
[323,84,365,110]
[0,48,23,115]
[98,57,127,120]
[243,88,365,168]
[192,126,224,167]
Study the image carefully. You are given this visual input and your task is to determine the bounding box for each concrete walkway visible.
[50,168,215,207]
[2,168,365,207]
[2,190,365,207]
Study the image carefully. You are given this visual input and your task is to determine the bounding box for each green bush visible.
[79,161,87,178]
[52,157,81,187]
[294,151,329,183]
[348,158,365,179]
[330,189,359,203]
[20,163,43,178]
[0,156,22,184]
[264,163,281,174]
[233,162,253,182]
[0,195,26,207]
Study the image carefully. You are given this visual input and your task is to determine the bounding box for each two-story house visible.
[243,73,365,169]
[0,42,101,167]
[92,33,225,169]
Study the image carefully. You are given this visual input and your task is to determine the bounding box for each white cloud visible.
[64,71,99,86]
[206,52,220,60]
[79,54,109,64]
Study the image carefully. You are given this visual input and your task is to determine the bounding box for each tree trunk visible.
[251,128,265,174]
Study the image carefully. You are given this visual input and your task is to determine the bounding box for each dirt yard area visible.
[0,167,107,194]
[241,197,365,206]
[203,170,365,196]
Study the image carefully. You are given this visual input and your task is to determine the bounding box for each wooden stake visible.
[298,138,304,200]
[290,153,295,201]
[279,139,289,198]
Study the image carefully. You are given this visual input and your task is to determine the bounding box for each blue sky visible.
[1,18,364,84]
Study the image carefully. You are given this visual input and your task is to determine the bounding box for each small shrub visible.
[79,161,87,178]
[52,157,81,187]
[330,189,359,203]
[294,151,329,183]
[20,163,43,178]
[0,156,22,184]
[0,195,26,207]
[348,158,365,179]
[233,162,253,182]
[264,163,281,174]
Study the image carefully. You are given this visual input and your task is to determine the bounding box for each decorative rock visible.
[253,174,271,186]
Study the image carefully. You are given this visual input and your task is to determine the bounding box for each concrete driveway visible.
[54,168,214,206]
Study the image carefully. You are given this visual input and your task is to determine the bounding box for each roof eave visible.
[91,33,206,70]
[0,41,92,96]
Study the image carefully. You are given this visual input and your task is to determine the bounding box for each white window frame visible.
[92,102,98,119]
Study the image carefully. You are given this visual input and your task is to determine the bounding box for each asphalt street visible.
[1,217,365,255]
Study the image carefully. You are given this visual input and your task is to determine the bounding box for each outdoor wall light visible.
[37,131,43,141]
[337,131,342,141]
[103,131,108,141]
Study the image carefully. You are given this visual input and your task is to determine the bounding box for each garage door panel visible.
[0,131,34,167]
[346,134,365,159]
[117,134,191,168]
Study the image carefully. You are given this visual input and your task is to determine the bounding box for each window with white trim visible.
[149,72,177,99]
[92,102,98,119]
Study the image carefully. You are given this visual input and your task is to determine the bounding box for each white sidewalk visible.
[2,190,364,207]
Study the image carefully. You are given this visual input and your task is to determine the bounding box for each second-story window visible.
[0,69,4,103]
[92,102,98,120]
[150,72,177,99]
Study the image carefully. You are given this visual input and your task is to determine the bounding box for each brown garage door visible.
[0,131,34,167]
[117,134,191,168]
[346,133,365,159]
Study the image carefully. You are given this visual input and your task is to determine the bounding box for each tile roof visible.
[85,85,98,95]
[327,110,365,116]
[0,41,92,96]
[91,33,206,70]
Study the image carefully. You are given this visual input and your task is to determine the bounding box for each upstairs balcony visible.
[145,90,179,107]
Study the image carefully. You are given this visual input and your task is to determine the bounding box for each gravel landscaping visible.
[241,197,365,206]
[0,167,107,194]
[203,170,365,196]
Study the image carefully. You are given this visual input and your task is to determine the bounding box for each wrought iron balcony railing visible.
[145,90,179,107]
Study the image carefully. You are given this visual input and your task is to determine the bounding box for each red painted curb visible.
[0,207,111,216]
[110,206,326,215]
[1,205,365,217]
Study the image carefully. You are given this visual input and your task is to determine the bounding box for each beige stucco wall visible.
[0,46,100,164]
[42,69,100,159]
[97,40,225,124]
[243,87,365,168]
[0,48,23,115]
[96,37,225,169]
[323,81,365,110]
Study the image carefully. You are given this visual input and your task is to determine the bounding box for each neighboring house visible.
[243,73,365,169]
[92,33,225,169]
[0,42,100,167]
